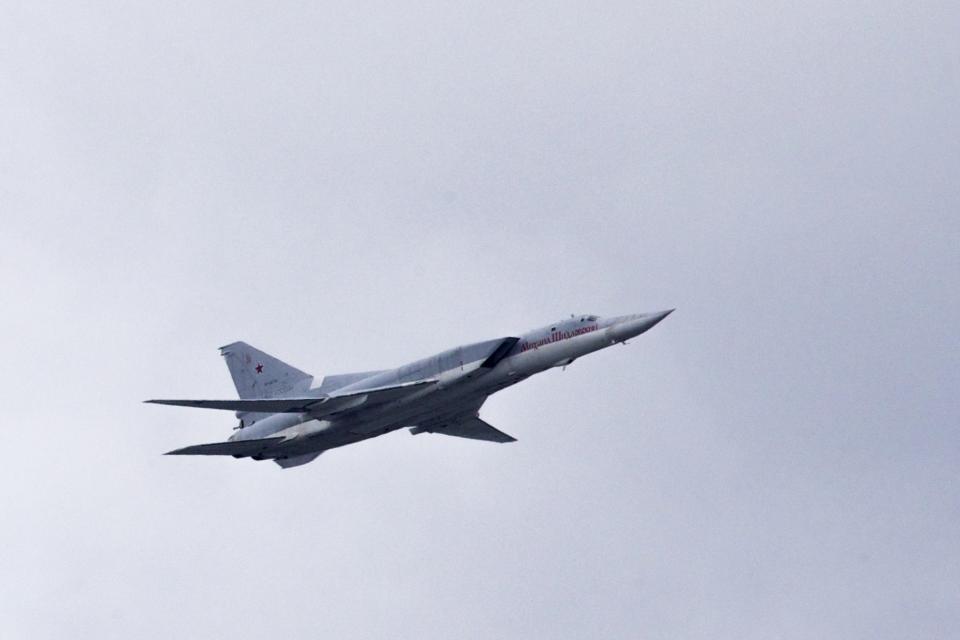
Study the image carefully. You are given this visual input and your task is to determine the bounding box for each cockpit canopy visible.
[545,314,600,332]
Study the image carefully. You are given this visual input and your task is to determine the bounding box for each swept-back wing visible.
[410,416,516,443]
[149,398,325,412]
[146,379,435,417]
[165,436,285,457]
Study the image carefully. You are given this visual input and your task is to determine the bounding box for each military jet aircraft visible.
[147,310,673,468]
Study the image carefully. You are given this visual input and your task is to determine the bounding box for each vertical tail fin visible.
[218,342,314,399]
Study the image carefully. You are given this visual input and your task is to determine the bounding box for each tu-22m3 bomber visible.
[147,310,673,468]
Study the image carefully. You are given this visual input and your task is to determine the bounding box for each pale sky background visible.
[1,1,958,638]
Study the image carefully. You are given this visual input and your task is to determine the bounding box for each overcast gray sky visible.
[1,1,958,638]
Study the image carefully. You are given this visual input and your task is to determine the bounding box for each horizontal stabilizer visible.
[411,416,516,443]
[146,379,435,417]
[165,436,285,457]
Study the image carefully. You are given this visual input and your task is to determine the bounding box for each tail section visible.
[218,341,314,399]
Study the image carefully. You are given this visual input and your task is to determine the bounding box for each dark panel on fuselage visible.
[480,337,520,368]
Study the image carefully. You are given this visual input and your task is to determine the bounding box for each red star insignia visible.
[255,363,263,374]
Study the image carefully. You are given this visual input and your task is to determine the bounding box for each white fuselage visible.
[231,312,670,458]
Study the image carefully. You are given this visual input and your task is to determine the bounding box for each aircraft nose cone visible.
[609,309,674,342]
[645,308,675,327]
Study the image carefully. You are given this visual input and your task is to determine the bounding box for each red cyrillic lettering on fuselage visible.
[519,325,598,352]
